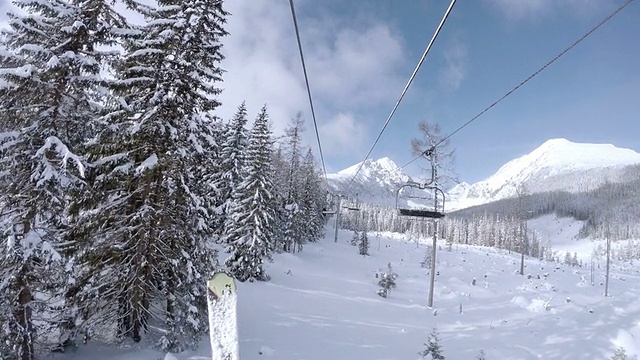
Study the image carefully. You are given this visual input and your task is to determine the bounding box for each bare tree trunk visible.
[16,268,35,360]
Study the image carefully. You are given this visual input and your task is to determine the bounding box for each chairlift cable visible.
[397,0,634,172]
[289,0,329,184]
[343,0,458,193]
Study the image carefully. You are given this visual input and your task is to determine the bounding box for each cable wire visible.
[398,0,635,171]
[344,0,457,193]
[289,0,328,182]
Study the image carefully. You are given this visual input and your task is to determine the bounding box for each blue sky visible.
[1,0,639,184]
[218,0,640,184]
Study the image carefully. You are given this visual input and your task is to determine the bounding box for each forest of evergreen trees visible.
[0,1,327,358]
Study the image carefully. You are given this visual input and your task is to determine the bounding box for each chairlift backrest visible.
[395,183,445,219]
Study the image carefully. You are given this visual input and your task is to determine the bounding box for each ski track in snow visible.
[57,217,640,360]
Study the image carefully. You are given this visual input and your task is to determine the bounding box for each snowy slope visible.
[448,138,640,210]
[63,223,640,360]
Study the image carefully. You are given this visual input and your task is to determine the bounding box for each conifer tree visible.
[68,0,228,350]
[476,349,487,360]
[225,106,277,282]
[351,230,360,246]
[279,113,305,253]
[377,262,397,298]
[611,347,633,360]
[271,146,290,252]
[420,328,445,360]
[216,102,249,236]
[0,0,124,356]
[299,148,326,242]
[359,230,370,256]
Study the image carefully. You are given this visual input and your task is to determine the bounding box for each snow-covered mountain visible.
[328,139,640,212]
[447,138,640,210]
[327,157,418,207]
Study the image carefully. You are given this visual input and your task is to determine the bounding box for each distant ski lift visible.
[323,192,339,215]
[396,182,446,218]
[342,194,361,211]
[322,208,337,215]
[395,147,445,218]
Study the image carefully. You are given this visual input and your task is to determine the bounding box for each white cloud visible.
[319,113,367,157]
[488,0,552,20]
[306,24,405,108]
[487,0,607,21]
[439,38,467,92]
[219,0,407,150]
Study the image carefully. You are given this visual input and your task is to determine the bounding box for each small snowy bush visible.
[351,231,359,246]
[611,347,637,360]
[376,263,398,298]
[476,349,487,360]
[420,327,445,359]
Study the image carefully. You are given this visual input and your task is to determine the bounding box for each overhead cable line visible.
[288,0,328,183]
[344,0,457,193]
[397,0,635,172]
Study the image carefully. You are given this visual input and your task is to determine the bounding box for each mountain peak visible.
[447,139,640,210]
[374,157,400,172]
[327,157,411,205]
[535,138,571,152]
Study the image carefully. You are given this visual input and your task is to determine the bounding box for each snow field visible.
[59,221,640,359]
[234,227,640,359]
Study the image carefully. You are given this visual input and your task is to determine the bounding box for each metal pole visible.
[520,217,526,276]
[590,252,594,285]
[428,219,437,308]
[334,196,341,243]
[605,236,611,297]
[427,164,438,308]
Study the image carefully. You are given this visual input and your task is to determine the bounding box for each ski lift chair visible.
[395,182,446,218]
[395,147,445,218]
[322,208,337,215]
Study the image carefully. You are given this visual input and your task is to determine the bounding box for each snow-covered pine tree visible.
[476,349,487,360]
[299,148,326,243]
[420,249,432,269]
[216,102,250,238]
[571,252,579,267]
[225,106,277,282]
[0,0,125,356]
[279,113,305,253]
[270,146,289,253]
[611,347,635,360]
[376,262,397,298]
[281,202,302,253]
[67,0,228,351]
[420,328,445,359]
[351,230,360,246]
[359,229,370,256]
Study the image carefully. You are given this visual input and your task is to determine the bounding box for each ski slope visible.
[59,222,640,359]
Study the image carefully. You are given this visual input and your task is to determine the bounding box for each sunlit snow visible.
[57,217,640,360]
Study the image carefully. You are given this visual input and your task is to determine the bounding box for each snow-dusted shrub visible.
[376,263,398,298]
[420,327,445,359]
